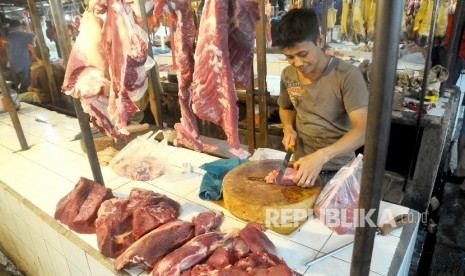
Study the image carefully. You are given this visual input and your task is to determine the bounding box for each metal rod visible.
[49,0,104,185]
[0,72,29,151]
[403,0,440,191]
[444,0,465,88]
[306,242,353,267]
[350,1,403,276]
[137,0,163,127]
[321,0,329,40]
[27,0,59,105]
[256,0,268,148]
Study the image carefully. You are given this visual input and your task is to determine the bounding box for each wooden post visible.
[49,0,104,185]
[246,66,256,154]
[137,0,164,128]
[255,0,269,148]
[27,0,60,105]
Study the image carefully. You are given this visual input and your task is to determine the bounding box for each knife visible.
[274,145,295,184]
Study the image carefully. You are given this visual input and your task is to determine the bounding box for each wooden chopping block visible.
[80,123,155,153]
[223,159,322,234]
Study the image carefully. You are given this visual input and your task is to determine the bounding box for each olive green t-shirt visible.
[278,56,369,170]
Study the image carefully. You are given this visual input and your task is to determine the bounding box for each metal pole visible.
[27,0,59,105]
[350,1,403,275]
[137,0,164,127]
[403,0,440,191]
[49,0,104,185]
[0,72,29,151]
[321,0,329,39]
[256,0,269,148]
[445,0,465,87]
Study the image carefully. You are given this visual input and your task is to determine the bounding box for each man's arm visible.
[293,107,368,187]
[279,107,297,149]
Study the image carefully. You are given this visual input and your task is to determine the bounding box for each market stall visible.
[1,0,463,275]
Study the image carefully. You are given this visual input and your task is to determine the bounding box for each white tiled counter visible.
[0,104,419,276]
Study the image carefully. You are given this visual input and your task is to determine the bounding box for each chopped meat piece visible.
[206,247,238,270]
[114,220,195,270]
[150,229,238,276]
[239,222,275,254]
[192,210,224,236]
[132,201,178,239]
[264,168,296,186]
[54,177,113,234]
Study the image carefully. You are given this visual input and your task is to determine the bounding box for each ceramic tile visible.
[41,220,64,252]
[177,199,208,222]
[124,267,144,276]
[46,244,72,276]
[30,176,75,217]
[13,215,34,250]
[56,155,95,183]
[151,170,202,198]
[184,187,235,218]
[0,127,45,151]
[29,229,54,274]
[60,234,92,275]
[320,233,400,275]
[87,254,115,276]
[378,201,411,238]
[74,233,99,251]
[100,166,121,184]
[319,232,354,254]
[104,175,132,190]
[69,263,91,276]
[304,256,351,276]
[271,216,332,252]
[267,231,318,275]
[0,145,13,165]
[0,154,35,186]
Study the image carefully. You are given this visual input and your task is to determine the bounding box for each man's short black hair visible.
[274,8,321,49]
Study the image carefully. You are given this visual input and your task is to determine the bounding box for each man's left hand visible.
[292,151,327,188]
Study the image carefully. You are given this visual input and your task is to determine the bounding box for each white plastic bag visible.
[109,130,168,181]
[314,154,363,234]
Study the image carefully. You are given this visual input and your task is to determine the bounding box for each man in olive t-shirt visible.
[274,8,369,187]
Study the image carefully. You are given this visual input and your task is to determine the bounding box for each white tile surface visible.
[46,244,72,276]
[87,254,116,276]
[60,234,92,275]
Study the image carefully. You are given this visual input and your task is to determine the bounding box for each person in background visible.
[19,46,65,104]
[274,8,368,187]
[6,20,36,92]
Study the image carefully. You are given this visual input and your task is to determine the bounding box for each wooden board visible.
[223,159,322,234]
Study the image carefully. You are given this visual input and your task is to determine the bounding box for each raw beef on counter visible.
[114,220,195,270]
[54,177,113,234]
[62,0,151,137]
[192,210,224,236]
[95,188,180,258]
[150,229,238,276]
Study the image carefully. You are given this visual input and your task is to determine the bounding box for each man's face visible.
[282,39,323,75]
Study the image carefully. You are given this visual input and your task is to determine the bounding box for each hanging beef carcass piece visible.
[62,0,150,137]
[191,0,258,158]
[154,0,204,151]
[54,177,113,234]
[150,229,238,276]
[229,0,260,88]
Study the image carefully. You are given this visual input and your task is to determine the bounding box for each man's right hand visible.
[282,126,297,150]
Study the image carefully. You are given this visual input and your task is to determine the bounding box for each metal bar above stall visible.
[48,0,104,185]
[350,1,403,275]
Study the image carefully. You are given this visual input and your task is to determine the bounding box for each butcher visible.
[274,8,368,188]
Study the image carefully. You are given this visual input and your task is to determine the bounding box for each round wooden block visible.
[223,159,322,234]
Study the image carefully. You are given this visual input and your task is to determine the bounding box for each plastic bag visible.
[109,130,167,181]
[0,89,20,113]
[313,154,363,234]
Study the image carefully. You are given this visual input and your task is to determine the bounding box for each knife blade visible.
[274,145,294,184]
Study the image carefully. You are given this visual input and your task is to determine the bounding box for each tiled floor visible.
[0,104,415,275]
